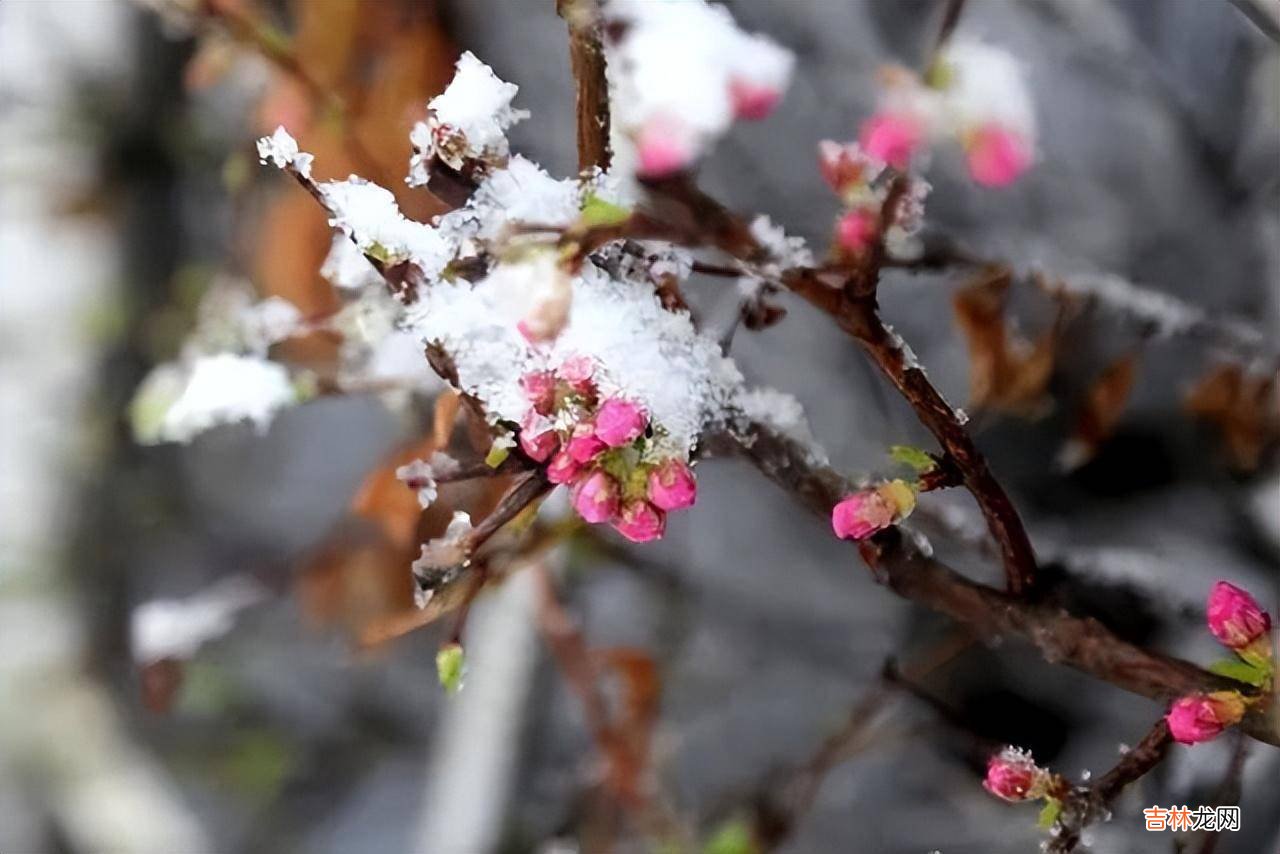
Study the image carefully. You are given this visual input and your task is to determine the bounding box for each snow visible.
[256,125,313,178]
[321,177,455,274]
[321,232,385,291]
[396,459,439,509]
[131,576,266,664]
[406,256,743,457]
[157,354,297,443]
[939,40,1037,141]
[605,0,794,167]
[735,386,829,464]
[411,51,529,175]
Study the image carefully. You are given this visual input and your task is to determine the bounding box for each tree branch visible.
[1048,718,1173,853]
[557,0,612,173]
[725,421,1279,747]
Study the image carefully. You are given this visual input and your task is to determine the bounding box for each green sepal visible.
[1037,798,1062,830]
[1208,658,1270,688]
[578,193,631,229]
[889,444,937,474]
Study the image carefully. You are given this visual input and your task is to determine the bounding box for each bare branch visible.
[557,0,613,173]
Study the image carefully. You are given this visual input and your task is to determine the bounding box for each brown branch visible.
[557,0,612,173]
[1049,718,1173,853]
[726,421,1280,748]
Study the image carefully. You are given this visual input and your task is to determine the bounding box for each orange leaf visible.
[1186,364,1280,472]
[1059,352,1140,470]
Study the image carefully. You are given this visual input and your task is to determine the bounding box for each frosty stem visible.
[1048,718,1172,853]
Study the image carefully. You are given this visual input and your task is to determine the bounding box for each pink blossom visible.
[835,208,879,255]
[572,470,620,524]
[729,78,781,121]
[556,355,597,396]
[1206,581,1271,650]
[965,123,1031,187]
[831,490,895,540]
[518,416,559,463]
[546,450,583,485]
[567,421,607,463]
[858,112,922,170]
[817,140,878,196]
[520,370,557,415]
[636,118,695,179]
[647,459,697,511]
[594,398,648,447]
[1165,692,1245,745]
[982,747,1044,802]
[613,500,666,542]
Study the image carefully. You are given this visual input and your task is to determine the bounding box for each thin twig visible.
[1049,718,1173,853]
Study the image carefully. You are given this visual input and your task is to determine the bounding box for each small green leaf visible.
[578,193,631,229]
[703,818,756,854]
[485,442,511,468]
[1208,658,1270,687]
[436,643,465,694]
[889,444,937,473]
[1037,798,1062,830]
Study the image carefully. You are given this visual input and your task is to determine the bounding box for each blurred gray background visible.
[2,0,1278,852]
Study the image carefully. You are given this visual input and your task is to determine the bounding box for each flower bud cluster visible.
[517,357,697,542]
[1167,582,1273,744]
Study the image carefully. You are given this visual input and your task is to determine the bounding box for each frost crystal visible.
[256,125,313,178]
[749,215,813,270]
[158,354,297,443]
[410,51,529,176]
[605,0,793,172]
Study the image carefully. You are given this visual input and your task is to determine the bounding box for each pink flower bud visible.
[982,747,1045,802]
[520,370,558,415]
[567,421,607,463]
[613,499,666,542]
[835,208,879,255]
[647,459,697,511]
[545,450,583,485]
[594,398,648,447]
[831,489,896,540]
[965,123,1031,187]
[572,470,620,524]
[729,78,781,121]
[858,111,922,170]
[556,355,597,395]
[636,118,695,179]
[1165,692,1246,745]
[818,140,878,196]
[1206,581,1271,650]
[518,415,559,463]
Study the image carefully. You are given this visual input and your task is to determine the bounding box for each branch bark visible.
[557,0,612,173]
[727,421,1279,748]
